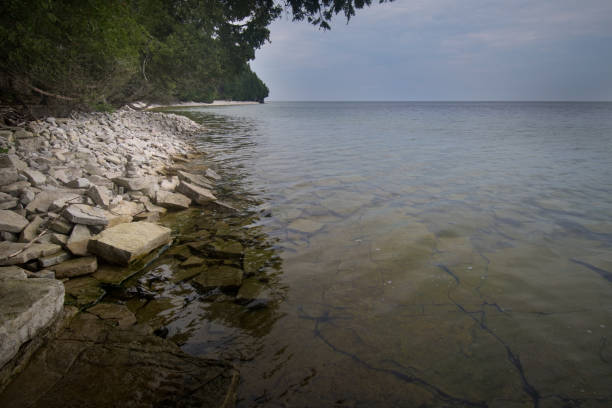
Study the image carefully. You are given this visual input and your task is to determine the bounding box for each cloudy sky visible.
[250,0,612,101]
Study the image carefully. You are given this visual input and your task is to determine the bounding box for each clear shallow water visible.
[150,102,612,407]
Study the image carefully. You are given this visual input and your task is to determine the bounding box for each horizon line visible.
[264,99,612,103]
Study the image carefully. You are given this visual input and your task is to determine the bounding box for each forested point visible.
[0,0,390,121]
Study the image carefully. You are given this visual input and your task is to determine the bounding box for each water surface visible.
[147,102,612,407]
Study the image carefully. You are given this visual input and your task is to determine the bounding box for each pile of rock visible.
[0,109,226,382]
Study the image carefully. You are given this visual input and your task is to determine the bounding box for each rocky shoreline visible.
[0,109,240,406]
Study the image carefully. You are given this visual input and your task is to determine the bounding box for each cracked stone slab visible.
[64,204,109,226]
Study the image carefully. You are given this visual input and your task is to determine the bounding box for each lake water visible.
[146,102,612,407]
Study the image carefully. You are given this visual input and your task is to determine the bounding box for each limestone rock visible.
[26,190,80,213]
[0,277,64,369]
[288,218,325,234]
[176,181,216,205]
[0,210,29,233]
[177,170,214,189]
[21,168,47,186]
[0,242,61,266]
[0,266,28,281]
[87,185,111,209]
[112,177,153,192]
[64,204,108,226]
[19,216,44,242]
[66,224,91,256]
[49,217,73,235]
[38,250,71,268]
[88,222,171,265]
[52,256,97,279]
[86,303,136,328]
[0,168,19,186]
[155,190,191,210]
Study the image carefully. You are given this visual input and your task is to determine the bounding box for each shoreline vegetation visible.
[0,108,244,405]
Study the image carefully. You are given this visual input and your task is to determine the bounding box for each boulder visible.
[0,242,61,266]
[0,210,29,233]
[0,276,64,370]
[52,256,97,279]
[66,225,91,256]
[88,222,171,265]
[155,190,191,210]
[176,181,216,205]
[64,204,108,226]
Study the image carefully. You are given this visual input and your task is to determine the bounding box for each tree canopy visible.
[0,0,391,113]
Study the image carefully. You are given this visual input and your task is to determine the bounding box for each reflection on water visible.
[145,103,610,407]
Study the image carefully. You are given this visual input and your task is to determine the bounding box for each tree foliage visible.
[0,0,390,111]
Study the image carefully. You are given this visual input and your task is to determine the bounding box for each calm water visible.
[147,102,612,407]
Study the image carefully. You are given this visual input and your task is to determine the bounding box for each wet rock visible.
[66,224,92,256]
[52,256,97,279]
[192,265,243,291]
[19,216,43,242]
[170,267,202,283]
[243,247,272,275]
[86,303,137,328]
[88,222,171,265]
[0,210,29,233]
[63,276,105,308]
[0,313,239,408]
[236,277,271,305]
[205,168,221,180]
[92,264,137,286]
[38,250,71,268]
[0,276,64,370]
[176,180,216,204]
[64,204,108,226]
[177,170,214,189]
[0,242,61,266]
[155,190,191,209]
[181,255,206,267]
[166,244,192,261]
[208,238,243,260]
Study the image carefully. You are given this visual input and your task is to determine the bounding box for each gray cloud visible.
[251,0,612,100]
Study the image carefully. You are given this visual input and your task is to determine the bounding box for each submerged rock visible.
[0,312,239,408]
[192,265,243,291]
[63,276,105,308]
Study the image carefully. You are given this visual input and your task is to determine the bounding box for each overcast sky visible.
[250,0,612,101]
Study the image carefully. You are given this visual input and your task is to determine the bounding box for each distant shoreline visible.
[144,100,260,110]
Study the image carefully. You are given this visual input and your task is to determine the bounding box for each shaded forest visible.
[0,0,389,117]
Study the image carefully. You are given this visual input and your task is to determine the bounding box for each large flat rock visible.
[0,276,64,370]
[88,222,171,265]
[0,313,239,408]
[155,190,191,209]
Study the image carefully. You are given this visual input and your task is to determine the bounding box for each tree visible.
[0,0,392,113]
